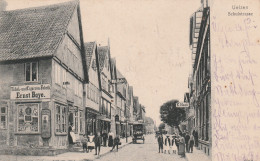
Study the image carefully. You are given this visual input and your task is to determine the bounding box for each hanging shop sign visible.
[176,102,189,108]
[111,78,127,84]
[11,84,51,100]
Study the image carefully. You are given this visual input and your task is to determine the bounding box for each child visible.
[82,134,88,153]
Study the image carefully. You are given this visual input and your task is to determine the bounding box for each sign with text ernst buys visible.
[11,84,51,99]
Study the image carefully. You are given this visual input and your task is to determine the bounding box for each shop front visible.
[86,108,99,135]
[96,115,111,135]
[7,84,51,148]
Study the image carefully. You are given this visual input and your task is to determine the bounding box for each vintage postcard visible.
[0,0,259,161]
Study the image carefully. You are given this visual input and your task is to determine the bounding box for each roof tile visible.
[0,1,78,61]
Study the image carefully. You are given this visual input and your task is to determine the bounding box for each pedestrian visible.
[68,123,74,145]
[164,135,171,154]
[178,133,185,158]
[81,134,88,153]
[185,132,190,152]
[171,135,177,154]
[157,133,164,153]
[87,132,95,152]
[189,134,195,153]
[108,131,114,147]
[94,132,102,156]
[194,130,198,147]
[102,130,108,147]
[175,135,180,152]
[111,134,120,152]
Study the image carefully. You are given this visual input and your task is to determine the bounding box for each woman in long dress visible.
[87,132,95,152]
[178,133,185,157]
[68,123,73,145]
[164,135,170,154]
[171,135,177,154]
[108,131,114,147]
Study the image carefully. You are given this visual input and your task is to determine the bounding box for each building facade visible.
[84,42,100,135]
[96,45,113,135]
[188,0,211,157]
[0,1,88,151]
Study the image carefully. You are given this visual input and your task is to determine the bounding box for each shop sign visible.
[11,84,50,99]
[176,102,189,108]
[111,78,127,84]
[69,106,77,112]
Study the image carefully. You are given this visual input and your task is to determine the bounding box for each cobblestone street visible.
[95,134,185,161]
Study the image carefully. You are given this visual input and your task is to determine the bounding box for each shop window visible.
[25,62,38,82]
[55,104,67,133]
[74,108,79,133]
[0,107,7,129]
[17,104,39,133]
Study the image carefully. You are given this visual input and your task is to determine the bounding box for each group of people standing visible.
[81,130,121,156]
[157,130,198,158]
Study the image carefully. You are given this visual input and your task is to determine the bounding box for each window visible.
[79,111,83,133]
[62,68,67,87]
[55,104,67,133]
[74,79,78,95]
[17,104,39,133]
[74,108,79,133]
[108,103,111,118]
[0,107,7,129]
[87,84,90,99]
[54,62,67,86]
[79,83,83,98]
[25,62,38,82]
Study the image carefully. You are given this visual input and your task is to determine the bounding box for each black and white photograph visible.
[0,0,260,161]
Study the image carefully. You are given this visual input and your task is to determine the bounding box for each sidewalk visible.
[0,137,132,161]
[185,147,211,161]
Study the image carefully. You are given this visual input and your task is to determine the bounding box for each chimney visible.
[0,0,7,12]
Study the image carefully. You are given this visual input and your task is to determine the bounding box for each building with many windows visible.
[96,45,113,135]
[188,0,211,156]
[84,41,100,135]
[0,1,87,152]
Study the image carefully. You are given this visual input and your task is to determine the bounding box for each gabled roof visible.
[0,0,78,61]
[97,46,109,72]
[116,69,125,79]
[84,41,96,72]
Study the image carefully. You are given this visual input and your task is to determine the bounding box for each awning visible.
[96,115,111,122]
[86,107,100,115]
[102,118,111,122]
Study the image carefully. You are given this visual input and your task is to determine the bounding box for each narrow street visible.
[96,134,185,161]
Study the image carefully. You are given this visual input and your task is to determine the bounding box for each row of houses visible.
[0,1,146,152]
[179,0,211,157]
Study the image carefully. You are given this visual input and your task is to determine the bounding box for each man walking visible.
[102,130,108,147]
[111,134,120,152]
[157,133,164,153]
[94,132,102,156]
[185,132,190,153]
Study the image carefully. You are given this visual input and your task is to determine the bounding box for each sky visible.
[5,0,201,126]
